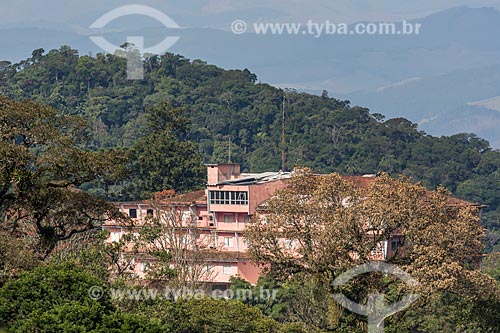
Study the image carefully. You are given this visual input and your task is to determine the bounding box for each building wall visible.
[249,180,288,214]
[237,262,261,284]
[207,184,251,214]
[106,164,472,286]
[207,163,240,185]
[105,199,258,285]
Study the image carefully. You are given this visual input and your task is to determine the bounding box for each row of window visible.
[136,263,233,275]
[127,209,252,224]
[209,191,249,205]
[221,213,251,223]
[222,236,249,247]
[204,264,233,275]
[109,231,247,249]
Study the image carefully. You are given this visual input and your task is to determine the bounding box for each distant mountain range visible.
[1,6,499,147]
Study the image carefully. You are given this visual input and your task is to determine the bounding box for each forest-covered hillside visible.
[1,46,499,250]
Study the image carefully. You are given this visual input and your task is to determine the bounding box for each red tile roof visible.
[343,175,483,207]
[165,190,207,205]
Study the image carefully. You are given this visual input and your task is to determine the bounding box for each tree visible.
[128,102,205,199]
[247,169,394,276]
[0,97,127,258]
[135,195,218,289]
[0,230,39,284]
[0,262,112,328]
[0,261,169,332]
[230,274,340,331]
[246,169,500,330]
[384,292,500,333]
[482,252,500,281]
[135,297,305,333]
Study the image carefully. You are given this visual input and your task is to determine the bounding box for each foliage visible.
[127,102,205,199]
[0,97,127,259]
[385,292,500,333]
[0,262,112,330]
[0,261,301,332]
[482,252,500,281]
[122,297,304,333]
[246,169,500,331]
[247,169,494,296]
[0,230,39,284]
[230,274,339,332]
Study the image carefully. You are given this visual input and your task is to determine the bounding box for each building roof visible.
[254,174,484,210]
[113,172,484,209]
[112,190,207,206]
[342,175,484,208]
[342,175,378,189]
[167,190,207,205]
[216,171,292,186]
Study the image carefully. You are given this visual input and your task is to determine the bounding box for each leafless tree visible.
[137,200,219,290]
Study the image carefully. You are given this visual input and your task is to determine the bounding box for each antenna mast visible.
[228,135,232,163]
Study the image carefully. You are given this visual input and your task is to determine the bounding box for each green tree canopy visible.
[0,97,127,258]
[127,102,205,199]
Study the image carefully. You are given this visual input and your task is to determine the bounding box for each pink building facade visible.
[104,164,291,286]
[104,164,483,286]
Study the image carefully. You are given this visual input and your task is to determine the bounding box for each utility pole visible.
[281,94,286,172]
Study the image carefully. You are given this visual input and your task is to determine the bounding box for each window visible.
[243,215,251,223]
[110,231,121,243]
[224,237,233,247]
[209,191,248,205]
[146,209,154,217]
[212,284,228,292]
[129,208,137,218]
[223,214,233,223]
[223,265,232,275]
[391,241,398,251]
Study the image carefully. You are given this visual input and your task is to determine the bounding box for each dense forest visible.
[0,46,499,252]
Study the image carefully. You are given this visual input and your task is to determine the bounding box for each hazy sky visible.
[1,0,499,28]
